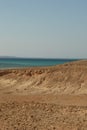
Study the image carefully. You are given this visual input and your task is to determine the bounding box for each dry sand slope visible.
[0,60,87,129]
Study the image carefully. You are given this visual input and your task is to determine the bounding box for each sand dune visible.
[0,60,87,129]
[0,60,87,95]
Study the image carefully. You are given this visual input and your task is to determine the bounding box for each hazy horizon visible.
[0,0,87,59]
[0,55,85,60]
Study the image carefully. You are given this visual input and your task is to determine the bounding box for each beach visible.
[0,60,87,129]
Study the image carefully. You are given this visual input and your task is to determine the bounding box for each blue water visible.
[0,58,78,69]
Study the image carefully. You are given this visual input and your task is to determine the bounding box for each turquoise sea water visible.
[0,58,78,69]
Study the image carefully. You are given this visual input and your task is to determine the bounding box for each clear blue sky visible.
[0,0,87,58]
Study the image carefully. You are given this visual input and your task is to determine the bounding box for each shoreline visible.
[0,58,79,70]
[0,59,82,70]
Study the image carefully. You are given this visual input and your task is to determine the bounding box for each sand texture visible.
[0,60,87,129]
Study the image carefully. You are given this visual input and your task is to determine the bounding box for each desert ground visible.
[0,60,87,130]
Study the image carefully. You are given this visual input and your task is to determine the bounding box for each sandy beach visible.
[0,60,87,130]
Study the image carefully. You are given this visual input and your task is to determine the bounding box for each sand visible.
[0,60,87,129]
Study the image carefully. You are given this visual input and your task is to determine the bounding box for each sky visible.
[0,0,87,59]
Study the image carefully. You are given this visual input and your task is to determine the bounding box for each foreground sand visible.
[0,60,87,130]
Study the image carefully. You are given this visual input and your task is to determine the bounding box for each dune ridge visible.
[0,60,87,95]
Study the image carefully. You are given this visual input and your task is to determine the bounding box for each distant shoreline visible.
[0,58,79,69]
[0,59,84,70]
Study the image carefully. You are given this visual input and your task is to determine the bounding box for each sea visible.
[0,58,78,69]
